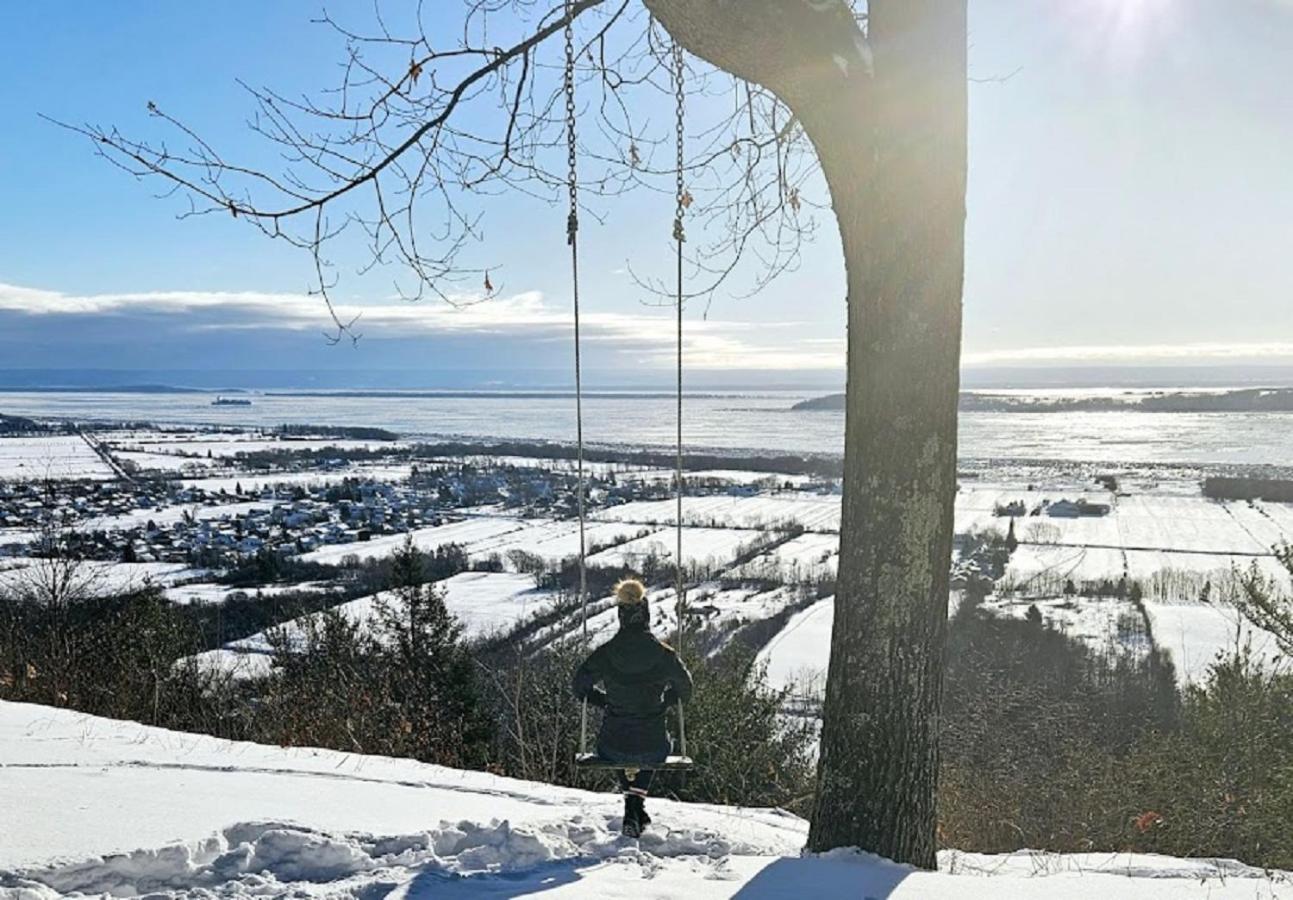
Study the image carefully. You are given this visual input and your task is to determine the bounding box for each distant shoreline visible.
[793,387,1293,414]
[0,386,756,401]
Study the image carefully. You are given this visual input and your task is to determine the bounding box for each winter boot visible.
[621,794,643,838]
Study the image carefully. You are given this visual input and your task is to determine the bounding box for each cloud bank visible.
[0,282,838,372]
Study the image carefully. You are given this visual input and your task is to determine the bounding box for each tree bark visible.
[648,0,966,867]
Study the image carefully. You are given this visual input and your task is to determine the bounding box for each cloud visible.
[0,281,842,371]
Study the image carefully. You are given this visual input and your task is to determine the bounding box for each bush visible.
[939,601,1178,853]
[253,537,492,768]
[0,584,240,737]
[1116,650,1293,869]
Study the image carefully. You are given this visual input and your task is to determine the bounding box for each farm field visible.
[0,434,115,481]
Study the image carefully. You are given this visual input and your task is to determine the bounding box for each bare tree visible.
[61,0,966,866]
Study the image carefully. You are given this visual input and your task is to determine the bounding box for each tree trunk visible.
[803,3,966,868]
[647,0,966,867]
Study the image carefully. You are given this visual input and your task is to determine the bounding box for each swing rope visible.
[670,36,688,760]
[563,2,588,647]
[563,2,594,760]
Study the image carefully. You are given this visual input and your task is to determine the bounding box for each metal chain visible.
[671,39,686,661]
[564,1,588,648]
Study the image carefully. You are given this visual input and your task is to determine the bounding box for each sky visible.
[1,0,1291,388]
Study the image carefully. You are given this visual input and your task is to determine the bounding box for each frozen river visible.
[1,390,1289,467]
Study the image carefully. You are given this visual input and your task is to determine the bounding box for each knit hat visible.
[614,578,649,629]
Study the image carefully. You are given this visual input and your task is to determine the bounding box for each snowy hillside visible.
[1,701,1288,898]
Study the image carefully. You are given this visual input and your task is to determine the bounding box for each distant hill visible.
[793,387,1293,413]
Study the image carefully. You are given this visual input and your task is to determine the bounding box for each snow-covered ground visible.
[1144,600,1285,685]
[757,598,835,698]
[194,572,565,678]
[0,434,115,481]
[164,580,341,606]
[595,493,840,533]
[586,526,767,573]
[298,516,648,569]
[731,532,839,582]
[84,500,273,534]
[2,701,1286,899]
[0,557,201,598]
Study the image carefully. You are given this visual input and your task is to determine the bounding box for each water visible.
[0,390,1289,467]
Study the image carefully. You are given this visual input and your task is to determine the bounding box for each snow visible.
[732,532,838,582]
[294,516,644,571]
[164,580,340,606]
[756,598,834,699]
[985,595,1145,651]
[3,700,1285,899]
[114,449,210,473]
[587,526,766,574]
[299,517,528,565]
[595,494,840,533]
[0,557,200,598]
[84,500,272,533]
[1144,600,1284,685]
[1003,543,1127,588]
[199,572,563,677]
[0,434,115,481]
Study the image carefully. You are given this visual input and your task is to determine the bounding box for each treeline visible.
[408,439,842,479]
[942,593,1293,868]
[1204,476,1293,502]
[794,387,1293,414]
[275,424,400,441]
[0,414,50,434]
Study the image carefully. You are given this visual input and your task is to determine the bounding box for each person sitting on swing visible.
[572,577,693,837]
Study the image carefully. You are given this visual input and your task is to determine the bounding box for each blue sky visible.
[2,1,1291,386]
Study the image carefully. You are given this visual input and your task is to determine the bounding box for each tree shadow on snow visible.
[731,856,911,899]
[396,860,584,899]
[394,853,911,899]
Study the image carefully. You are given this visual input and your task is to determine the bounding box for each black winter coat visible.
[572,619,693,764]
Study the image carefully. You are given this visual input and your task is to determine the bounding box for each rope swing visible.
[571,19,693,771]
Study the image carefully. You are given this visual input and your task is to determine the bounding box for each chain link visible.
[564,0,589,647]
[671,40,686,245]
[564,2,579,246]
[671,37,686,657]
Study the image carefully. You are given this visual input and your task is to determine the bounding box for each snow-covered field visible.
[196,572,565,678]
[757,598,835,698]
[731,532,839,582]
[1144,600,1285,685]
[298,516,648,568]
[0,557,200,598]
[595,493,840,533]
[0,434,115,481]
[586,526,767,573]
[3,701,1286,899]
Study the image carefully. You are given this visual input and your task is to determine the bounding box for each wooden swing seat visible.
[575,753,694,771]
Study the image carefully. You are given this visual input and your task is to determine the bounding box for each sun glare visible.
[1091,0,1173,34]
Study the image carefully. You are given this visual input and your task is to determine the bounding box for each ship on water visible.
[211,396,253,406]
